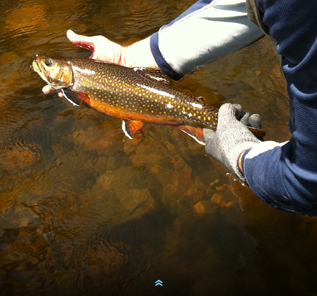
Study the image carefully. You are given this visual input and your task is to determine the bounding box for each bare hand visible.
[42,30,158,97]
[43,30,127,96]
[66,30,126,65]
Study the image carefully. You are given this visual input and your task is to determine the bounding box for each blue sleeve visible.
[244,0,317,216]
[150,0,263,80]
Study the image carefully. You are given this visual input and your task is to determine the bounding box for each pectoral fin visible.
[122,120,144,139]
[178,126,205,146]
[61,89,90,107]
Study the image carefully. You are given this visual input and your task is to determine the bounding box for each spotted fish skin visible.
[71,59,216,126]
[32,56,265,143]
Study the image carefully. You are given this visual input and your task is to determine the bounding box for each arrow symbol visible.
[155,279,163,286]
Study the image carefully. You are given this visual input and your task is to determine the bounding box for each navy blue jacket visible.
[150,0,317,215]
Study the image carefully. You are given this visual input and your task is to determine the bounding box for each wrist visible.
[124,37,159,69]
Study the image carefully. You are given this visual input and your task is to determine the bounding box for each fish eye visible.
[45,59,53,67]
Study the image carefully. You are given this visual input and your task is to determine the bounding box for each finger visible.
[67,29,95,51]
[249,114,262,129]
[42,85,54,94]
[203,128,224,163]
[42,85,64,98]
[203,128,216,142]
[239,112,250,126]
[218,103,239,126]
[231,103,243,119]
[232,104,242,113]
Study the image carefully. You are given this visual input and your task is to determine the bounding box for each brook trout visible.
[32,56,265,144]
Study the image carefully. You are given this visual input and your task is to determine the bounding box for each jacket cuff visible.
[150,33,183,81]
[241,148,251,177]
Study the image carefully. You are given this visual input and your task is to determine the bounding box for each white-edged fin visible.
[179,129,205,146]
[61,89,80,106]
[122,120,133,139]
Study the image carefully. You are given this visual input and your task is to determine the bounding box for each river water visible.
[0,0,316,295]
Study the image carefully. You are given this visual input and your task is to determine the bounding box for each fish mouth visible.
[32,56,51,85]
[32,56,42,73]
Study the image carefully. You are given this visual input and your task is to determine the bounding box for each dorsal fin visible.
[133,67,170,84]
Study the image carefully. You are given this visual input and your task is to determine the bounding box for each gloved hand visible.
[203,103,262,182]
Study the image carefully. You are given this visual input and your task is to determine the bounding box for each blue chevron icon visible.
[155,279,163,286]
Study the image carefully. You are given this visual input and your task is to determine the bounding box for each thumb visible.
[249,113,262,129]
[67,30,95,52]
[203,129,224,163]
[217,103,240,129]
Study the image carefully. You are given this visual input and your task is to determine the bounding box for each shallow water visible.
[0,0,316,295]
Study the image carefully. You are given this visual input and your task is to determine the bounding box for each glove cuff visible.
[224,139,260,182]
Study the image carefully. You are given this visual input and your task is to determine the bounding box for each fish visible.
[32,56,265,144]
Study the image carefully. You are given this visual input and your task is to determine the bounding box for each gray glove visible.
[203,103,261,182]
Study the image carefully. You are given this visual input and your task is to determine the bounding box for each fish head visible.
[32,56,73,89]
